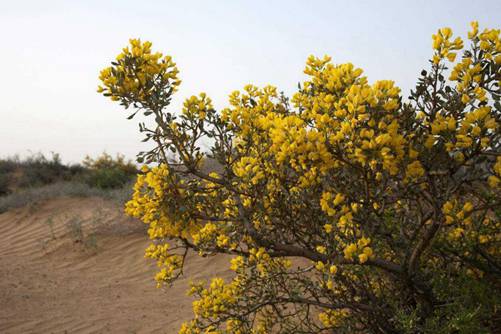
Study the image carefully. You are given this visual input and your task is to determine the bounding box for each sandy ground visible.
[0,197,232,333]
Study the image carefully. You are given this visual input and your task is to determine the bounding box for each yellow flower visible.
[343,243,357,260]
[359,253,369,263]
[446,52,456,62]
[315,261,326,271]
[468,21,479,39]
[406,160,425,179]
[362,247,373,258]
[442,201,454,214]
[357,237,371,248]
[333,193,345,206]
[316,245,327,254]
[425,136,435,149]
[216,234,229,247]
[230,256,244,271]
[488,176,500,188]
[463,202,473,212]
[479,235,489,244]
[445,215,454,225]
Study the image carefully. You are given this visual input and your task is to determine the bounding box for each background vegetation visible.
[0,152,138,212]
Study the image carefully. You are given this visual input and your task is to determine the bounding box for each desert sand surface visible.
[0,197,232,334]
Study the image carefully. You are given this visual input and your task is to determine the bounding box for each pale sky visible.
[1,0,499,163]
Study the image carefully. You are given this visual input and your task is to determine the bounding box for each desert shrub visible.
[0,157,16,195]
[84,167,131,189]
[99,24,500,333]
[67,215,84,243]
[0,156,18,174]
[0,153,87,192]
[18,152,64,187]
[0,152,136,209]
[0,173,10,196]
[82,152,137,189]
[83,152,138,175]
[16,152,83,187]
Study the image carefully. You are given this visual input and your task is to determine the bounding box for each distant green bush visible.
[84,168,131,189]
[0,152,138,197]
[0,173,10,196]
[82,152,138,189]
[16,153,84,188]
[0,158,17,174]
[0,156,17,195]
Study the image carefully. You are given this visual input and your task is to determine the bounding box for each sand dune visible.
[0,197,232,334]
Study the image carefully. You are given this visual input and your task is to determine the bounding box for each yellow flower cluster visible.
[405,160,425,180]
[320,191,345,216]
[302,73,405,175]
[488,157,501,187]
[318,309,350,327]
[191,277,241,317]
[441,198,500,262]
[183,93,213,120]
[343,237,373,263]
[419,23,500,163]
[225,54,410,201]
[192,222,237,251]
[477,24,501,60]
[449,22,500,105]
[221,85,281,135]
[124,165,205,284]
[233,156,265,185]
[126,165,193,238]
[230,256,245,272]
[442,200,474,225]
[323,202,357,238]
[431,27,464,64]
[430,113,457,135]
[145,243,183,286]
[248,248,291,278]
[455,106,497,151]
[98,38,180,105]
[450,57,484,104]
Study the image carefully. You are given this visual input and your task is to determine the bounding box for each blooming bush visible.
[99,24,500,333]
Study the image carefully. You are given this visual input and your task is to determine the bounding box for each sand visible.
[0,197,232,333]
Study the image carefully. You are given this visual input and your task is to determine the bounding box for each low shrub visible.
[0,173,10,196]
[0,157,17,174]
[82,152,138,189]
[14,152,85,188]
[84,167,131,189]
[82,152,138,175]
[17,153,65,187]
[0,152,138,196]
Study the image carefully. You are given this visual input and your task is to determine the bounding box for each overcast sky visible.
[1,0,500,163]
